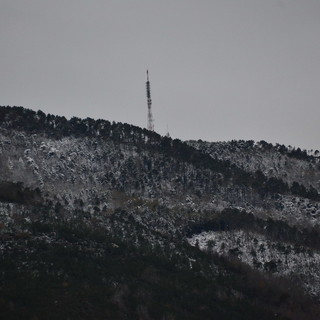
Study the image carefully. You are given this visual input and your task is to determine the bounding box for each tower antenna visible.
[146,70,154,131]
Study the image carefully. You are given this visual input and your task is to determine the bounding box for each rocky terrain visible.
[0,106,319,319]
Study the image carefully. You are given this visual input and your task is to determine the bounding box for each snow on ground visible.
[188,230,320,298]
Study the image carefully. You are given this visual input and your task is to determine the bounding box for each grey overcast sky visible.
[1,0,320,150]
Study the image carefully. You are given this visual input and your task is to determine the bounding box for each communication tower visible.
[146,70,154,131]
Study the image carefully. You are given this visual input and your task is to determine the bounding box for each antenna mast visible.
[146,70,154,131]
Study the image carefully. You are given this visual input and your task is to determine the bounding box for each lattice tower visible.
[146,70,154,131]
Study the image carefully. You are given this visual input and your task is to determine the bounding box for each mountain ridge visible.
[0,105,319,319]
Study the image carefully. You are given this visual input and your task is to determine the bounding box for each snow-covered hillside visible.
[188,230,320,297]
[0,106,319,319]
[188,140,320,192]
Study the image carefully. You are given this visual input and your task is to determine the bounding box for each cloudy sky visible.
[1,0,320,150]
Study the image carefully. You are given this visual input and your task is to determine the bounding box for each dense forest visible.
[0,106,319,319]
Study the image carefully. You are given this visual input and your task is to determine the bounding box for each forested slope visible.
[0,106,319,319]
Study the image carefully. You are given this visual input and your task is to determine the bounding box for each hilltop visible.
[0,106,319,319]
